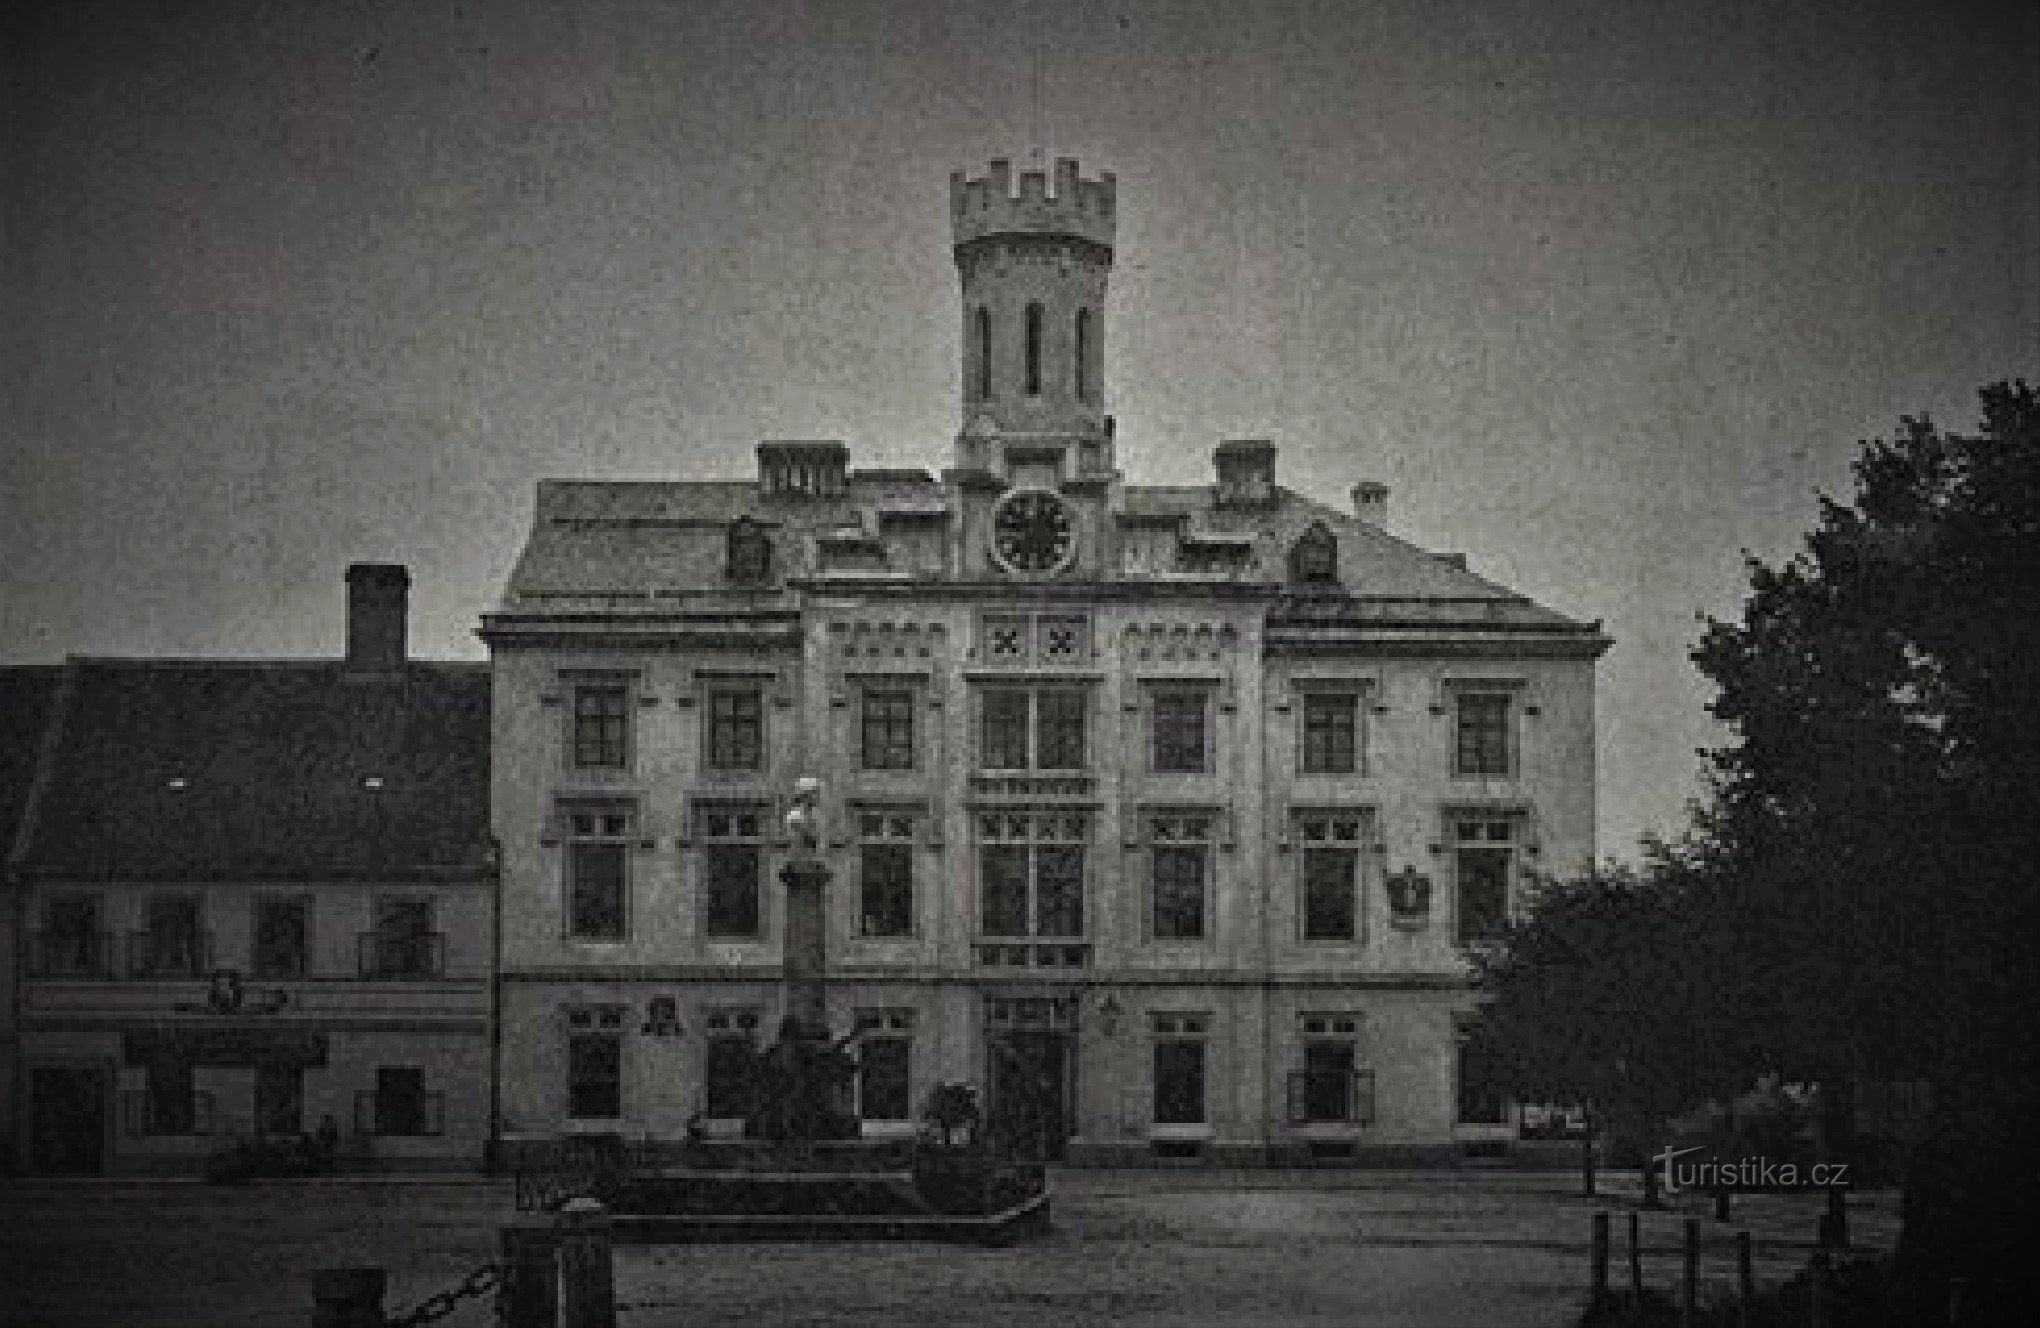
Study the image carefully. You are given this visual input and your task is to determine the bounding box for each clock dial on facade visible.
[991,488,1075,574]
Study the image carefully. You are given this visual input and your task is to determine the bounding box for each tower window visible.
[1075,308,1091,402]
[1025,302,1043,395]
[976,306,993,400]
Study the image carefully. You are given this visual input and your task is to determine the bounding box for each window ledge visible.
[859,1120,919,1140]
[1148,1122,1213,1141]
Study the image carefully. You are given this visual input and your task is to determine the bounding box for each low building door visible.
[29,1065,108,1175]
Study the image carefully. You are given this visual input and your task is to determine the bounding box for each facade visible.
[7,567,494,1175]
[485,159,1609,1165]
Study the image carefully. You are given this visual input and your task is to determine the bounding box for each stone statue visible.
[784,775,823,864]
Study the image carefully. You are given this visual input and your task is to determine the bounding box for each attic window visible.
[1289,522,1338,584]
[727,516,773,584]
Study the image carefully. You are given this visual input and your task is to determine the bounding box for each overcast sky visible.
[4,0,2035,858]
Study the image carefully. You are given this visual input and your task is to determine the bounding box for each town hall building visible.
[483,159,1608,1165]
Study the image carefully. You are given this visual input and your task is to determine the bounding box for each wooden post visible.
[1589,1210,1610,1308]
[1808,1248,1831,1328]
[498,1217,559,1328]
[1581,1106,1596,1197]
[1822,1185,1848,1250]
[311,1268,384,1328]
[1735,1229,1754,1328]
[557,1197,616,1328]
[1627,1211,1644,1302]
[1680,1217,1698,1328]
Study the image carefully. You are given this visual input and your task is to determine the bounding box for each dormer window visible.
[1289,521,1338,584]
[726,516,772,584]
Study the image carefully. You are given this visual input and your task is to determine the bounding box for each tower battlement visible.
[951,157,1116,250]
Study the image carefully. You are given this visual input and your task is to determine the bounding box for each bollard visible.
[558,1196,617,1328]
[1627,1211,1643,1302]
[499,1216,560,1328]
[1735,1229,1754,1328]
[311,1267,385,1328]
[1589,1210,1610,1307]
[1680,1218,1698,1328]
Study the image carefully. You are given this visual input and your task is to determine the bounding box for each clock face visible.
[991,488,1074,574]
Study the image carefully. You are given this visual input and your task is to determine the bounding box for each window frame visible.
[855,809,918,938]
[565,1005,625,1122]
[854,1009,916,1123]
[1451,814,1519,947]
[1149,689,1211,774]
[978,687,1089,771]
[1299,692,1361,775]
[1146,810,1215,942]
[976,811,1089,940]
[696,802,767,939]
[859,687,917,771]
[136,892,205,979]
[1294,810,1369,943]
[250,893,311,979]
[568,678,631,771]
[1150,1013,1211,1127]
[561,801,634,943]
[40,892,106,977]
[701,1007,761,1122]
[1451,688,1517,779]
[705,685,766,772]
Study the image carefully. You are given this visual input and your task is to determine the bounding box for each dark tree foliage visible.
[1689,382,2040,1320]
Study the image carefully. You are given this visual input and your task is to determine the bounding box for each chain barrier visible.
[384,1260,501,1327]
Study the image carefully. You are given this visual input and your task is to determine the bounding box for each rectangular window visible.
[1151,1014,1210,1125]
[366,896,441,978]
[860,690,916,771]
[1456,1020,1509,1125]
[145,1059,197,1135]
[1150,692,1209,773]
[40,895,105,976]
[565,1005,624,1119]
[977,812,1088,938]
[702,1009,760,1119]
[563,804,633,941]
[857,811,916,937]
[1148,812,1213,941]
[571,681,629,769]
[254,1064,302,1137]
[136,895,204,978]
[1288,1015,1364,1124]
[698,805,764,937]
[707,687,764,771]
[373,1066,432,1136]
[1300,694,1359,774]
[855,1010,916,1122]
[981,690,1087,770]
[1454,818,1515,945]
[1454,692,1513,777]
[251,896,308,978]
[1297,813,1366,942]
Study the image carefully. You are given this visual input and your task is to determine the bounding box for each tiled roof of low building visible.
[17,659,491,881]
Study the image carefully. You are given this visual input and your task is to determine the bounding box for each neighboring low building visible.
[485,159,1609,1165]
[7,566,493,1175]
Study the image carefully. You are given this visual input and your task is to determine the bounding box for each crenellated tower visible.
[950,158,1116,482]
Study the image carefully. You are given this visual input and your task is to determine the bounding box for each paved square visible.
[0,1171,1894,1326]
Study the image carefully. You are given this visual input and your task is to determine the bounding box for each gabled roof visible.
[16,659,491,882]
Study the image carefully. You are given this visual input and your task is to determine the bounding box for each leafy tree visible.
[1688,381,2040,1319]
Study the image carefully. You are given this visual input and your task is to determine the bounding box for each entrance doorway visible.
[984,993,1079,1160]
[29,1065,108,1175]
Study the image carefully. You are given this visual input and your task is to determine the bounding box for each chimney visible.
[1213,439,1277,510]
[1352,481,1389,529]
[345,563,410,672]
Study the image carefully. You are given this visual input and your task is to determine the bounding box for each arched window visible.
[1025,302,1043,395]
[1074,308,1091,402]
[976,307,993,400]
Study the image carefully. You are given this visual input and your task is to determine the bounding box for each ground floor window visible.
[366,1066,440,1136]
[563,1005,624,1120]
[1455,1018,1509,1125]
[1290,1014,1367,1124]
[254,1064,302,1136]
[855,1009,915,1122]
[703,1008,761,1119]
[135,1060,199,1136]
[1151,1013,1210,1125]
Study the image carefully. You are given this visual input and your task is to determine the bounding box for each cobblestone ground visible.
[0,1171,1898,1327]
